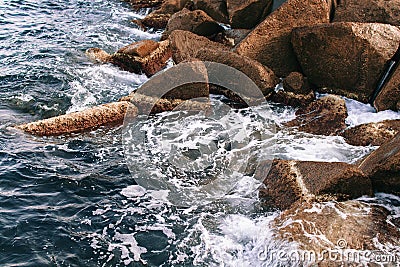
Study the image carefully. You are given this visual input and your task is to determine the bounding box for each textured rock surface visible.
[169,30,227,63]
[272,200,400,264]
[193,0,229,23]
[161,8,224,40]
[373,59,400,111]
[195,48,278,97]
[358,132,400,195]
[227,0,273,29]
[285,95,347,136]
[116,40,159,58]
[257,159,371,210]
[342,119,400,146]
[333,0,400,26]
[139,40,172,76]
[124,0,163,10]
[292,22,400,103]
[234,0,330,77]
[16,102,136,136]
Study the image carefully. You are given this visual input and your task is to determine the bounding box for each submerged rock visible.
[234,0,330,77]
[292,22,400,103]
[272,200,400,265]
[194,48,278,97]
[285,95,347,136]
[226,0,273,29]
[193,0,229,23]
[342,119,400,146]
[333,0,400,26]
[257,159,371,210]
[16,101,136,136]
[169,30,228,63]
[358,132,400,195]
[161,8,224,40]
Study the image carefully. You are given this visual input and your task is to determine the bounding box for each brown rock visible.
[234,0,330,77]
[268,90,315,108]
[342,119,400,146]
[285,95,347,136]
[374,60,400,111]
[272,200,400,262]
[292,22,400,103]
[257,159,372,210]
[16,101,136,136]
[283,72,311,95]
[85,48,113,63]
[161,9,224,40]
[169,30,228,63]
[116,40,159,58]
[139,40,172,76]
[333,0,400,26]
[193,0,229,23]
[123,0,163,10]
[358,132,400,195]
[140,12,171,29]
[195,48,279,97]
[227,0,273,29]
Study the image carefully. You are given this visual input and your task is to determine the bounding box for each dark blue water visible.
[1,1,399,266]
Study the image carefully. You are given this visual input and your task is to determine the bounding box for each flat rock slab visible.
[234,0,330,77]
[285,95,347,136]
[292,22,400,103]
[257,159,372,210]
[358,132,400,195]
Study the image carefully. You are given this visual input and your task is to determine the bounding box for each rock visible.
[123,0,163,10]
[283,72,311,95]
[268,90,315,108]
[358,132,400,195]
[285,95,347,136]
[161,8,224,40]
[226,0,273,29]
[373,57,400,111]
[257,159,372,210]
[138,40,172,76]
[333,0,400,26]
[85,48,113,63]
[193,0,229,23]
[194,48,279,97]
[169,30,228,63]
[272,200,400,264]
[16,101,136,136]
[342,119,400,146]
[116,40,159,58]
[292,22,400,103]
[121,92,210,114]
[234,0,330,77]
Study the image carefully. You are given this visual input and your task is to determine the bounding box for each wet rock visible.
[292,22,400,103]
[123,0,164,10]
[161,8,224,40]
[16,101,136,136]
[87,40,171,77]
[194,48,279,97]
[234,0,330,77]
[223,28,251,46]
[257,159,371,210]
[285,95,347,136]
[272,200,400,263]
[169,30,228,63]
[373,58,400,112]
[193,0,229,23]
[358,132,400,195]
[227,0,273,29]
[342,119,400,146]
[116,40,159,58]
[283,72,311,95]
[333,0,400,26]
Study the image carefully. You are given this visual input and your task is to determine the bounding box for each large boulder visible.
[234,0,330,77]
[333,0,400,26]
[285,95,347,136]
[373,53,400,111]
[226,0,273,29]
[116,40,159,58]
[194,48,278,97]
[161,8,224,40]
[342,119,400,146]
[169,30,228,63]
[292,22,400,103]
[269,72,315,107]
[193,0,229,23]
[358,132,400,195]
[257,159,372,210]
[272,200,400,265]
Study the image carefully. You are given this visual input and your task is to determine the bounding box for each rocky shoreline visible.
[15,0,400,265]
